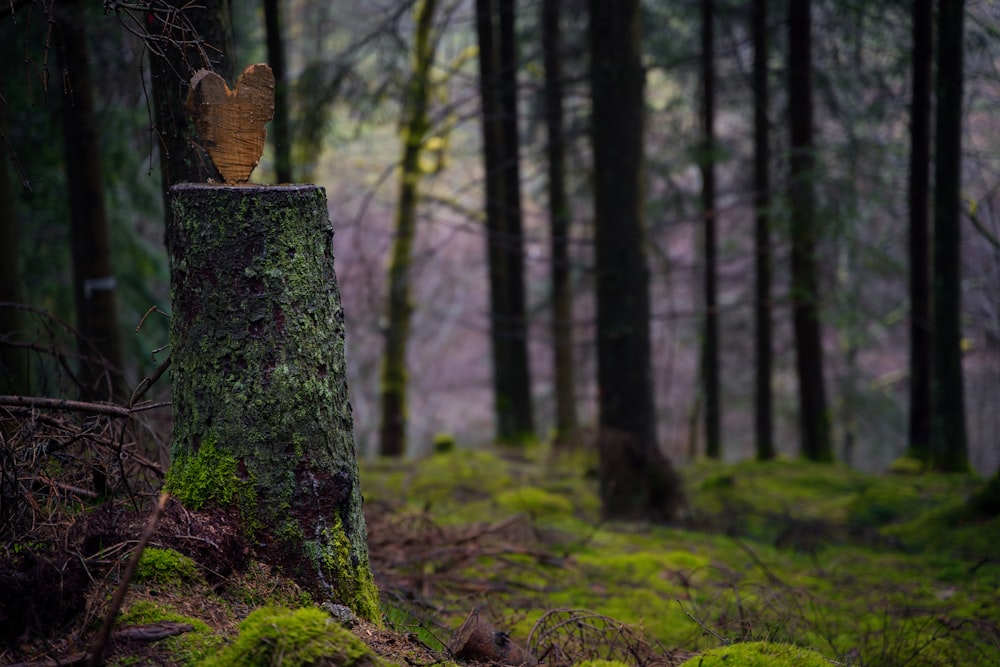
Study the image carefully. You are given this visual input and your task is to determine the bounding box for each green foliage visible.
[678,642,831,666]
[199,606,395,667]
[134,548,199,585]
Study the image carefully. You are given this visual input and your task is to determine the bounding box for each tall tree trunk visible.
[931,0,968,472]
[752,0,774,461]
[476,0,535,445]
[497,0,535,444]
[787,0,832,462]
[907,0,933,464]
[700,0,721,459]
[379,0,439,457]
[56,1,124,399]
[167,184,380,622]
[589,0,684,520]
[0,104,30,396]
[475,0,508,442]
[542,0,578,445]
[264,0,292,183]
[148,0,234,228]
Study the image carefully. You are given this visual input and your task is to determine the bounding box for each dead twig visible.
[676,600,727,644]
[87,492,171,667]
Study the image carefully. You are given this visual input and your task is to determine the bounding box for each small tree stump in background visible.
[187,64,274,183]
[448,611,537,666]
[166,184,379,622]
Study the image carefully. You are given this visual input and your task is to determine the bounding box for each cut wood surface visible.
[448,610,537,666]
[186,63,275,184]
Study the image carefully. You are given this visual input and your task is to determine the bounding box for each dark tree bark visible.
[379,0,439,457]
[787,0,832,462]
[542,0,578,444]
[264,0,292,183]
[0,105,30,396]
[497,0,535,444]
[907,0,932,463]
[476,0,535,445]
[475,0,508,439]
[55,1,124,398]
[148,0,234,227]
[700,0,721,459]
[752,0,774,461]
[589,0,684,519]
[931,0,968,472]
[166,184,379,621]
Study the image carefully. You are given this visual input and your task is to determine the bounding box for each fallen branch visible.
[0,395,130,417]
[4,653,89,667]
[114,621,194,642]
[0,395,169,417]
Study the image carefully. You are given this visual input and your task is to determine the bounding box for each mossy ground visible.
[361,449,1000,666]
[7,448,997,667]
[676,641,831,666]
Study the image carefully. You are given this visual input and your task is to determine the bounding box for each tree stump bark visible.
[166,184,379,621]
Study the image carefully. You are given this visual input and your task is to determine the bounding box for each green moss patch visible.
[200,606,394,667]
[405,450,515,520]
[165,435,255,514]
[496,486,573,518]
[679,641,831,666]
[134,547,200,585]
[301,515,382,624]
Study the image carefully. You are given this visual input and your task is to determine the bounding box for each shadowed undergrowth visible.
[1,444,997,666]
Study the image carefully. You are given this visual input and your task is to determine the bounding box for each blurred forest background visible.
[1,0,998,477]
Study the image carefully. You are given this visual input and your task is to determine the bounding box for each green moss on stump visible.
[165,435,255,514]
[301,516,382,623]
[167,185,378,622]
[678,642,832,666]
[199,606,395,667]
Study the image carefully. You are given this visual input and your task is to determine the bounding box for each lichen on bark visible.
[167,184,379,622]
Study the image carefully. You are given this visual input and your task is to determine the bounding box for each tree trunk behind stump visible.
[166,184,379,622]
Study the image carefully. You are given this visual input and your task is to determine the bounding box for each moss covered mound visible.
[117,599,224,666]
[135,547,200,585]
[678,641,832,666]
[200,606,396,667]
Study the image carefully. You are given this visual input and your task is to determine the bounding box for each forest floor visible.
[1,445,998,667]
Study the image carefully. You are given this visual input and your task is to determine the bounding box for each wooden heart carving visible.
[187,64,275,183]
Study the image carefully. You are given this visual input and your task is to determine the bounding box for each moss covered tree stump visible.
[166,184,379,621]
